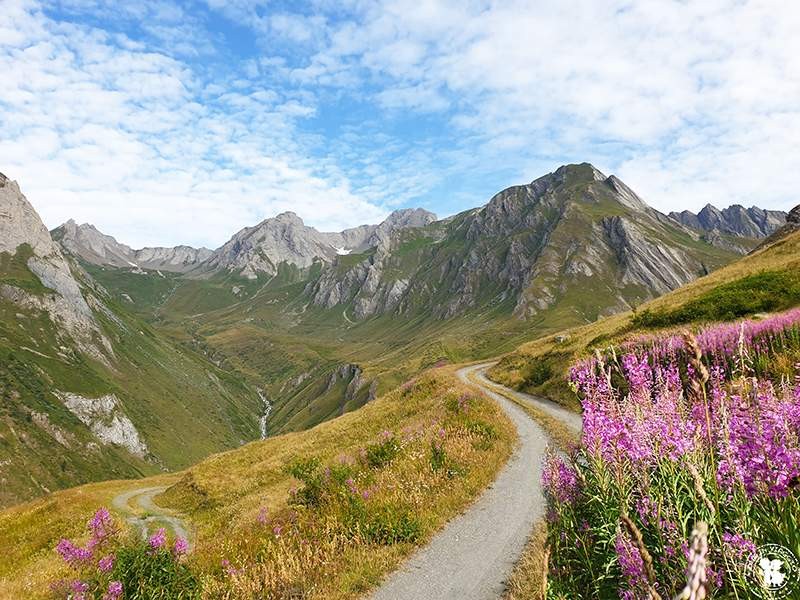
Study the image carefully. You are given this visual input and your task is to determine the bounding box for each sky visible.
[1,0,799,249]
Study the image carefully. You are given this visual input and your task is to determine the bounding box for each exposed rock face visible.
[754,204,800,251]
[307,163,737,322]
[55,391,148,458]
[0,174,111,361]
[670,205,786,239]
[52,220,212,272]
[198,209,436,279]
[601,216,704,294]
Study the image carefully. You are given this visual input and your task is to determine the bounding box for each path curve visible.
[111,486,192,547]
[369,363,580,600]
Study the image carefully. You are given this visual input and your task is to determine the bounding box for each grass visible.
[504,521,548,600]
[632,268,800,328]
[0,367,515,599]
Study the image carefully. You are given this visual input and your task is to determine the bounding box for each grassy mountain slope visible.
[0,246,261,508]
[489,229,800,405]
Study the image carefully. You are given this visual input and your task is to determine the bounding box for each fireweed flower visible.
[103,581,123,600]
[722,532,757,564]
[88,507,115,544]
[541,452,580,505]
[256,507,269,525]
[614,530,646,588]
[97,554,115,573]
[148,528,167,550]
[173,537,189,556]
[56,539,92,565]
[71,580,89,600]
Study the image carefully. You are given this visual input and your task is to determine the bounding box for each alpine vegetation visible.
[542,309,800,599]
[51,508,195,600]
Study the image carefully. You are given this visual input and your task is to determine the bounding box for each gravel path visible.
[369,363,581,600]
[111,486,192,547]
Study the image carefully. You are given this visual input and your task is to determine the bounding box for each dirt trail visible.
[368,362,580,600]
[111,486,192,547]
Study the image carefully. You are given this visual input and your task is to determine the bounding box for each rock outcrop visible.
[0,173,111,362]
[52,220,212,272]
[754,204,800,251]
[55,391,148,458]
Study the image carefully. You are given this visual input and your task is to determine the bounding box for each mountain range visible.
[0,163,786,506]
[668,204,786,252]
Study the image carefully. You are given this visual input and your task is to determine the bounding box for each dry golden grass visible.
[504,520,549,600]
[0,367,515,600]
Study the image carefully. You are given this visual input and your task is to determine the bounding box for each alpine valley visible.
[0,163,786,507]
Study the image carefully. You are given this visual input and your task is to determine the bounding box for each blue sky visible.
[1,0,798,248]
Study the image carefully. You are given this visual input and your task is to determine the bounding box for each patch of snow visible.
[334,247,352,255]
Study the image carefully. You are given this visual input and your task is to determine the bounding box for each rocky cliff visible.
[0,173,111,362]
[754,204,800,251]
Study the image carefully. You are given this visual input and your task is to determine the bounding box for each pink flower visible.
[222,558,239,576]
[173,537,189,556]
[56,539,92,565]
[148,528,167,550]
[256,507,269,525]
[103,581,123,600]
[98,554,115,573]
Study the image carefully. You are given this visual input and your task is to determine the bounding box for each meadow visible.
[542,308,800,598]
[1,368,515,599]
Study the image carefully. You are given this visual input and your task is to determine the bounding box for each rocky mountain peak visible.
[272,211,304,226]
[0,172,8,187]
[53,220,212,273]
[670,204,786,241]
[0,174,110,361]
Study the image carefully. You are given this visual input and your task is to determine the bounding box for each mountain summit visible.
[308,163,737,321]
[196,208,437,279]
[52,220,212,272]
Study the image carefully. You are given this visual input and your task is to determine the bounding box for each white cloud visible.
[288,0,800,213]
[0,0,390,248]
[3,0,799,254]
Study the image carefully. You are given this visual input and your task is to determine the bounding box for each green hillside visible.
[0,249,261,507]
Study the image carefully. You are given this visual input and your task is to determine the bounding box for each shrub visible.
[364,432,400,468]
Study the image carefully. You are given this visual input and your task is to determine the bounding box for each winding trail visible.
[111,486,192,547]
[369,363,581,600]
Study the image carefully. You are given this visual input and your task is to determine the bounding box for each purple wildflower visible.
[103,581,123,600]
[148,528,167,550]
[98,554,115,573]
[541,452,581,505]
[173,537,189,557]
[56,539,92,566]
